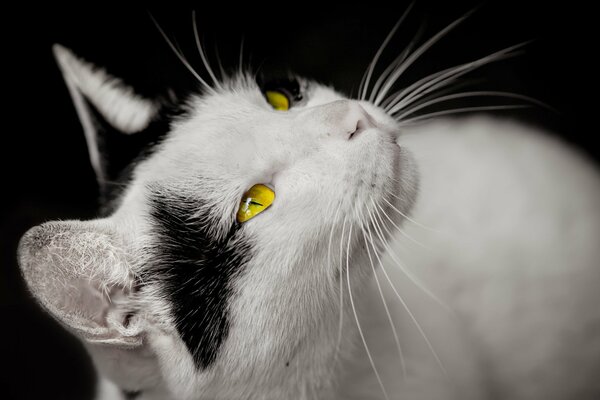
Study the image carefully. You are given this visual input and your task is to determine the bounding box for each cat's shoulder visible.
[398,115,600,277]
[390,116,600,400]
[399,115,600,202]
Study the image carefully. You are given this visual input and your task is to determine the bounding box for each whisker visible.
[345,222,390,400]
[393,90,553,121]
[238,36,246,76]
[371,197,427,251]
[328,206,343,286]
[381,194,442,234]
[103,180,134,189]
[398,104,529,125]
[370,199,453,314]
[374,8,477,106]
[148,13,215,94]
[330,209,344,366]
[365,216,447,375]
[358,66,369,102]
[383,42,528,113]
[381,71,474,112]
[213,43,227,81]
[361,209,407,379]
[369,38,417,104]
[372,197,428,249]
[192,11,223,89]
[360,1,415,101]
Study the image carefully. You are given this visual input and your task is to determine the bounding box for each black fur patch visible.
[85,98,190,216]
[257,74,303,105]
[122,389,141,399]
[146,189,250,369]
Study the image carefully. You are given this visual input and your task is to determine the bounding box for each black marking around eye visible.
[257,74,303,103]
[121,389,142,399]
[146,189,251,369]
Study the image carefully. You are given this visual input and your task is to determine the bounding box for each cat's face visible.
[18,45,416,398]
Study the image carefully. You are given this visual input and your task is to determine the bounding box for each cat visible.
[17,9,600,400]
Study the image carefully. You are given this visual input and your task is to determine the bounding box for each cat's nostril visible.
[346,104,373,140]
[349,117,367,139]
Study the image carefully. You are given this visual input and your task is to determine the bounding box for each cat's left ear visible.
[53,44,164,192]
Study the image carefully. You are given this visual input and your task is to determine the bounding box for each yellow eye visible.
[236,184,276,223]
[265,90,290,111]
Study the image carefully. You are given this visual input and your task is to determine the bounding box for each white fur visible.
[53,45,158,182]
[19,61,600,400]
[99,77,412,400]
[53,45,157,134]
[96,376,125,400]
[399,118,599,398]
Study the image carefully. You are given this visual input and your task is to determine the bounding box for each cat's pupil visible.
[258,76,303,106]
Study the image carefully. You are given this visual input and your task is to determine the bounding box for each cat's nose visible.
[336,101,374,140]
[295,100,375,140]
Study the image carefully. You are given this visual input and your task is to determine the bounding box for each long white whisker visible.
[394,91,552,120]
[328,206,343,287]
[192,11,222,89]
[365,217,447,375]
[369,42,414,103]
[381,194,442,235]
[361,210,407,379]
[213,43,227,81]
[372,196,427,251]
[374,9,476,106]
[360,1,415,101]
[358,66,369,102]
[238,36,246,76]
[339,217,348,291]
[383,42,528,113]
[345,223,390,400]
[372,197,428,249]
[381,70,472,111]
[331,209,344,365]
[398,105,528,124]
[149,13,215,94]
[371,199,431,250]
[369,23,425,104]
[370,200,453,314]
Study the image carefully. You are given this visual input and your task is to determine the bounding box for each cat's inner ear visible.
[18,220,142,347]
[53,44,162,189]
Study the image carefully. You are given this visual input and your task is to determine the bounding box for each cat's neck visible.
[210,264,364,399]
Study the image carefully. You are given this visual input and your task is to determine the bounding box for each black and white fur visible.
[17,20,600,400]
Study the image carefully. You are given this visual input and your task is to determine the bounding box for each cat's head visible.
[17,43,417,399]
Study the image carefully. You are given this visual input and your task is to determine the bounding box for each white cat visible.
[18,16,600,400]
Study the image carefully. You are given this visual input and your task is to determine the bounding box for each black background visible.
[3,2,598,399]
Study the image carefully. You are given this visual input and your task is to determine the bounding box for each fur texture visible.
[17,35,600,400]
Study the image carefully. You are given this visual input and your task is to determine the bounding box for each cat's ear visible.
[18,220,143,347]
[52,44,164,191]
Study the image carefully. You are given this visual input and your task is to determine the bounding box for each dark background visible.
[3,2,598,398]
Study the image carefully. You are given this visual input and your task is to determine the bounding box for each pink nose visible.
[296,100,375,140]
[337,102,373,140]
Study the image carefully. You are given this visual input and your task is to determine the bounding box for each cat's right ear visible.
[18,219,143,347]
[52,44,165,193]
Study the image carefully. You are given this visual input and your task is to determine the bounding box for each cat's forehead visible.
[142,75,346,181]
[186,74,342,119]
